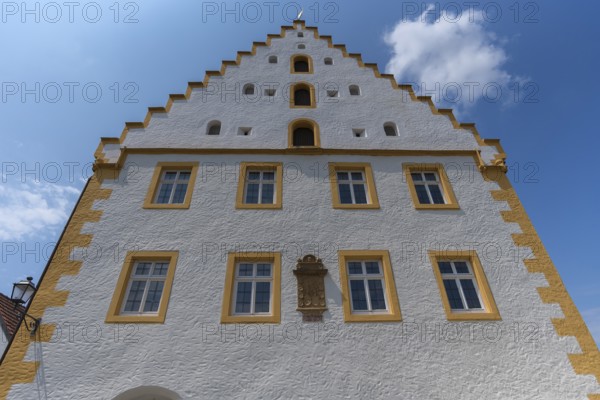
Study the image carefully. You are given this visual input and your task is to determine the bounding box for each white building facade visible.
[1,21,599,400]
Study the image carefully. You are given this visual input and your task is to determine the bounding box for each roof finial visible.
[296,9,303,20]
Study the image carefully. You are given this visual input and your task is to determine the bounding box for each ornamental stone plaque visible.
[293,254,328,322]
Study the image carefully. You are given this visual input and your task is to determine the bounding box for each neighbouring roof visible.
[0,292,24,338]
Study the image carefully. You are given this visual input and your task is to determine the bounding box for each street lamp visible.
[11,277,41,335]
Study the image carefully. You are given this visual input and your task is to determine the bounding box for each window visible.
[338,250,401,322]
[268,55,278,64]
[221,252,282,323]
[235,162,283,209]
[352,128,366,138]
[106,251,178,323]
[384,122,398,136]
[207,120,221,135]
[243,84,255,95]
[328,163,380,209]
[297,32,304,37]
[143,162,199,209]
[288,119,320,148]
[326,89,338,98]
[429,251,500,321]
[403,163,459,209]
[324,57,333,65]
[290,82,315,108]
[238,127,252,136]
[264,88,276,97]
[297,44,305,49]
[349,85,361,95]
[291,54,313,74]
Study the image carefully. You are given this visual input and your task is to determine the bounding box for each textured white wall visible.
[8,26,599,399]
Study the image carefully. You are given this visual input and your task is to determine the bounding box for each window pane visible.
[460,279,482,309]
[248,171,261,180]
[415,185,430,204]
[454,262,469,274]
[350,172,363,181]
[429,184,445,204]
[254,282,271,313]
[245,183,259,204]
[337,172,349,181]
[443,279,465,310]
[156,183,173,204]
[353,184,367,204]
[256,263,271,277]
[411,173,423,182]
[172,183,188,204]
[438,262,453,274]
[350,280,368,311]
[143,281,164,312]
[261,183,274,204]
[365,262,380,274]
[339,184,353,204]
[424,173,437,181]
[179,171,191,181]
[368,280,387,310]
[152,262,169,276]
[348,262,363,275]
[262,171,275,181]
[235,282,252,313]
[135,262,152,275]
[124,281,146,312]
[238,263,254,277]
[164,172,177,180]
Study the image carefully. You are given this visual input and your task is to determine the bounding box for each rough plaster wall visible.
[8,153,600,399]
[7,27,598,399]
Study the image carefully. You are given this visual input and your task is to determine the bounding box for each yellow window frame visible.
[143,162,199,209]
[105,251,179,323]
[235,162,283,209]
[328,162,380,209]
[221,252,282,324]
[429,250,501,321]
[403,163,459,210]
[338,250,402,322]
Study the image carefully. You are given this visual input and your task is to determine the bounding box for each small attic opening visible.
[324,57,333,65]
[207,121,221,135]
[353,129,366,138]
[291,55,312,73]
[289,119,319,147]
[264,88,276,97]
[268,55,278,64]
[293,83,313,107]
[293,127,315,146]
[327,89,338,98]
[349,85,361,96]
[238,127,252,136]
[243,84,255,96]
[297,44,306,49]
[297,32,304,37]
[384,122,398,137]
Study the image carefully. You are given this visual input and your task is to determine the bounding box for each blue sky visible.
[0,1,598,344]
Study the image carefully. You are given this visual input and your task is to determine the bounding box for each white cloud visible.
[0,182,80,241]
[384,6,513,110]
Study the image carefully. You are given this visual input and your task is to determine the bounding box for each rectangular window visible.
[221,252,281,323]
[106,251,178,323]
[233,262,273,315]
[429,251,500,321]
[329,163,380,209]
[403,163,459,209]
[143,162,199,209]
[338,250,401,322]
[236,162,283,209]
